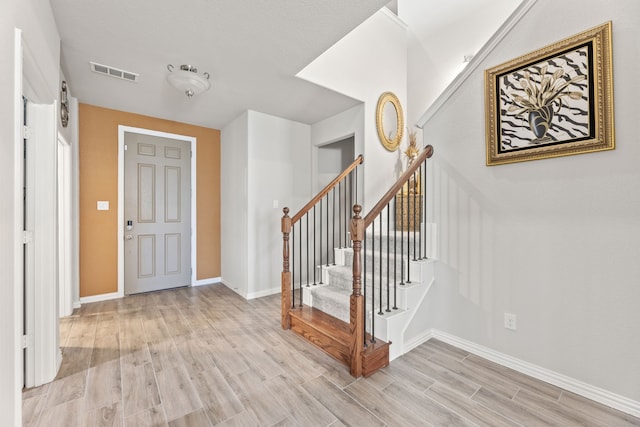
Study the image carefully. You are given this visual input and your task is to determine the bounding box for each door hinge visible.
[22,125,33,140]
[124,144,128,151]
[22,230,33,244]
[22,335,28,349]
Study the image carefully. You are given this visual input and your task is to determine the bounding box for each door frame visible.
[21,30,60,388]
[57,133,73,317]
[117,126,197,297]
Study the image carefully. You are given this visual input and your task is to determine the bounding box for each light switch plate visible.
[97,201,109,211]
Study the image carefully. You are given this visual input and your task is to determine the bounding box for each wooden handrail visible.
[363,145,433,227]
[291,155,363,224]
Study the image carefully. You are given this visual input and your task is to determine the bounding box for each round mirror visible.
[376,92,404,151]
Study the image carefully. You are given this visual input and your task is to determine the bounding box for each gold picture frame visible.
[376,91,404,151]
[485,21,614,166]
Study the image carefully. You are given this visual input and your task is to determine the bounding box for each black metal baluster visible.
[319,199,323,282]
[326,194,330,267]
[313,206,317,285]
[378,215,383,316]
[363,233,368,348]
[355,166,358,205]
[400,192,405,285]
[370,223,376,343]
[299,221,303,306]
[418,164,422,260]
[423,160,428,259]
[291,226,295,308]
[306,212,310,288]
[386,204,391,313]
[411,172,420,261]
[393,196,398,310]
[406,182,411,283]
[332,188,336,265]
[338,180,342,249]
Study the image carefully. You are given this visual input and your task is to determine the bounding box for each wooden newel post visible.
[281,207,292,330]
[349,205,364,377]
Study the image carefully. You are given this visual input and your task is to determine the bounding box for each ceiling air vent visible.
[90,62,139,82]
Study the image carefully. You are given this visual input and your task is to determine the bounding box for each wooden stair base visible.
[288,306,389,377]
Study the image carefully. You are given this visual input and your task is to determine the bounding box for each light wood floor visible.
[22,283,640,426]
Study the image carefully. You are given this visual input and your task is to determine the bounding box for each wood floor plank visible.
[121,361,161,417]
[22,394,46,427]
[123,405,167,427]
[44,371,87,409]
[82,402,122,427]
[383,381,476,426]
[148,340,183,374]
[425,338,471,360]
[301,376,385,427]
[401,348,481,397]
[189,367,245,424]
[471,386,561,425]
[345,379,439,426]
[382,356,435,392]
[559,391,640,427]
[214,410,260,427]
[265,374,337,427]
[37,398,85,427]
[424,382,522,427]
[226,369,288,426]
[167,408,213,427]
[513,388,606,426]
[464,353,563,401]
[29,285,640,427]
[85,360,121,411]
[428,350,520,399]
[155,365,203,422]
[90,332,120,367]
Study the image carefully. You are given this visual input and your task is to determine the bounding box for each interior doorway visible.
[316,136,355,190]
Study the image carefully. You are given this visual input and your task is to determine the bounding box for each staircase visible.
[280,146,434,377]
[304,233,435,361]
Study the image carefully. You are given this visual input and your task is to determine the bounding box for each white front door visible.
[124,132,191,294]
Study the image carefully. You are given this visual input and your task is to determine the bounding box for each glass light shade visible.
[167,69,210,97]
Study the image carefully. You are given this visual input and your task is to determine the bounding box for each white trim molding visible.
[79,292,122,305]
[193,277,222,287]
[431,330,640,418]
[416,0,537,128]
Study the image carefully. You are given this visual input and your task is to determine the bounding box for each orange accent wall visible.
[79,104,221,297]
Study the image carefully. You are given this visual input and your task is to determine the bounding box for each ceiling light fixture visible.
[166,64,210,98]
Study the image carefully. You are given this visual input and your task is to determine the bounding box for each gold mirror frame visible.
[376,91,404,151]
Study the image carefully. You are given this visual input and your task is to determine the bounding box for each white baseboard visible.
[79,291,123,305]
[246,286,280,300]
[403,329,434,354]
[431,330,640,418]
[192,277,221,287]
[72,300,81,309]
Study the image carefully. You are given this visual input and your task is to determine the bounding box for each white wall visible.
[0,0,61,424]
[221,112,250,296]
[417,0,640,403]
[299,9,408,211]
[221,110,311,298]
[247,111,311,298]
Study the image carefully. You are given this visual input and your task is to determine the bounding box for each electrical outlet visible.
[504,313,517,330]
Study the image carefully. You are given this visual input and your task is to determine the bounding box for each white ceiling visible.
[50,0,520,130]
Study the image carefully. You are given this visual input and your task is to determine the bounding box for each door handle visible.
[125,234,134,241]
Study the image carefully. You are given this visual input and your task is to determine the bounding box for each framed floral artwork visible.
[484,22,614,166]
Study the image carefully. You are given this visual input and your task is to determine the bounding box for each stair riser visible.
[307,284,402,324]
[344,250,424,278]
